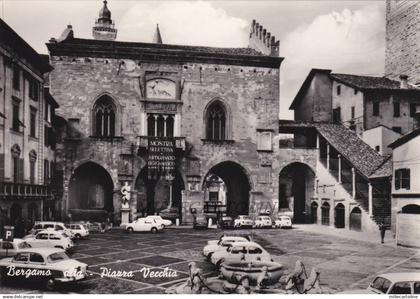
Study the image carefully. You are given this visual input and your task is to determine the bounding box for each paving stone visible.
[130,255,184,267]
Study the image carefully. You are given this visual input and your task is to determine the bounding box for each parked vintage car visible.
[24,231,74,251]
[210,241,272,268]
[342,273,420,294]
[233,215,254,228]
[30,222,75,239]
[143,215,172,227]
[0,239,32,258]
[219,216,235,229]
[0,248,87,290]
[203,236,250,259]
[193,214,208,230]
[86,222,104,233]
[158,207,180,222]
[273,215,292,229]
[125,218,163,233]
[65,223,89,239]
[254,216,273,228]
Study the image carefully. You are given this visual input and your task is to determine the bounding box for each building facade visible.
[389,129,420,247]
[291,69,420,150]
[47,2,285,224]
[386,0,420,85]
[0,19,59,235]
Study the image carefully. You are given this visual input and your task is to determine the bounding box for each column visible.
[338,154,342,183]
[40,199,44,221]
[163,115,168,137]
[352,167,356,199]
[368,182,373,216]
[327,143,330,170]
[174,114,181,137]
[154,114,158,136]
[316,133,320,160]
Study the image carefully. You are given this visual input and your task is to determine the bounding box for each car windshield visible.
[47,252,70,263]
[62,232,70,238]
[241,216,251,220]
[370,277,392,293]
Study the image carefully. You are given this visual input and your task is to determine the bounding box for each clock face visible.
[146,79,176,100]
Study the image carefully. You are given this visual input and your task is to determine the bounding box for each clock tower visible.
[92,0,117,41]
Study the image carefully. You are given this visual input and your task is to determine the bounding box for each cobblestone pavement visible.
[1,226,419,294]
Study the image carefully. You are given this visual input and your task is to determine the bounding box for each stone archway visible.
[68,162,114,221]
[334,203,345,228]
[350,207,362,231]
[135,168,185,220]
[321,202,330,226]
[279,162,315,223]
[310,202,318,224]
[203,161,251,219]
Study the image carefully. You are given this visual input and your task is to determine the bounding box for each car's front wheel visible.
[127,227,134,233]
[151,227,158,233]
[207,252,213,261]
[75,233,82,239]
[45,278,55,291]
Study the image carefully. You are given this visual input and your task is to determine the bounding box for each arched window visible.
[206,101,226,140]
[11,144,21,183]
[93,95,116,137]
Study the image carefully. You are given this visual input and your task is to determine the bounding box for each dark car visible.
[193,214,208,230]
[219,216,235,229]
[159,207,180,222]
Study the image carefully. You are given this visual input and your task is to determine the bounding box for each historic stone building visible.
[47,1,284,224]
[0,19,59,235]
[386,0,420,85]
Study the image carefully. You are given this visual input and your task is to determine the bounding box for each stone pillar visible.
[316,133,320,160]
[327,143,330,170]
[163,115,168,137]
[154,114,158,136]
[338,154,342,183]
[40,200,44,221]
[174,114,181,137]
[368,182,373,216]
[352,168,356,199]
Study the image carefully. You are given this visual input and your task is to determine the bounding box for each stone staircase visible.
[317,158,390,229]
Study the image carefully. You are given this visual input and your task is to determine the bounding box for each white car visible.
[203,236,250,259]
[31,222,75,239]
[254,216,273,228]
[234,215,254,228]
[211,241,272,268]
[126,218,163,233]
[0,239,32,258]
[343,273,420,294]
[273,216,292,229]
[24,230,74,251]
[143,215,172,227]
[65,223,89,239]
[0,248,87,291]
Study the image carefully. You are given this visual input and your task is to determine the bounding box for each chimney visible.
[400,74,408,89]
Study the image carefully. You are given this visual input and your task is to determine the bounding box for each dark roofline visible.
[0,19,52,74]
[331,73,420,93]
[46,38,283,68]
[389,127,420,149]
[44,87,59,108]
[289,68,331,110]
[365,124,403,135]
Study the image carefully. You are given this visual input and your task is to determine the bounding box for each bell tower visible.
[92,0,117,41]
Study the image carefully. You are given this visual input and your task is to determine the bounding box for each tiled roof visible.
[47,37,283,68]
[369,156,392,179]
[314,123,389,178]
[330,73,416,91]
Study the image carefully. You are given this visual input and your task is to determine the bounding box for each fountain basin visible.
[221,261,284,286]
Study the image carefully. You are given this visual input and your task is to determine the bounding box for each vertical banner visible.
[147,137,176,179]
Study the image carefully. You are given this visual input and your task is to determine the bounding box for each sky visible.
[0,0,386,119]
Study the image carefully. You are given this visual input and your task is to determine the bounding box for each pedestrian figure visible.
[379,222,386,244]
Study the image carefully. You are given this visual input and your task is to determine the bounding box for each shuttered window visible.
[395,168,410,190]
